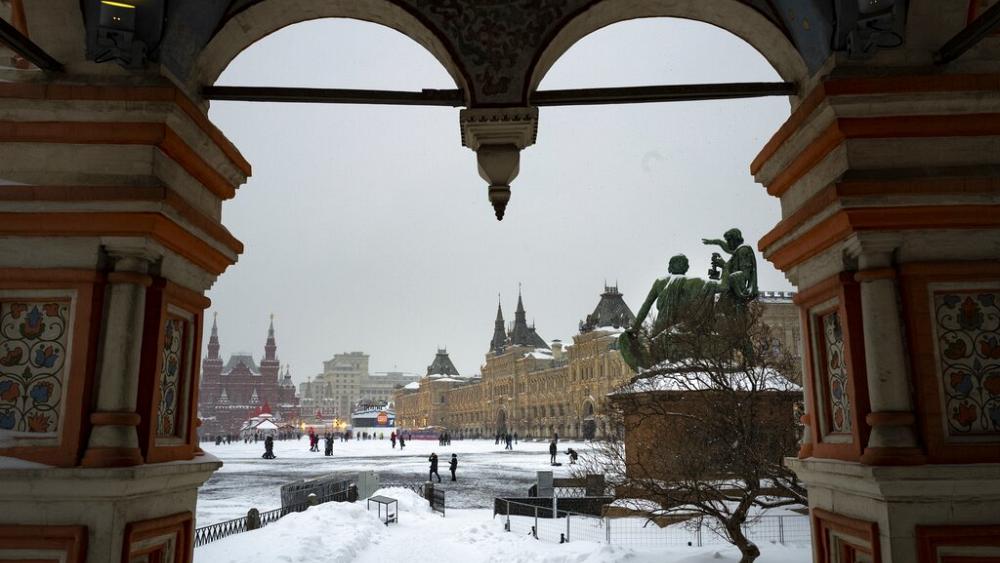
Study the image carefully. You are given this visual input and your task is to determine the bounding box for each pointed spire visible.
[207,312,221,360]
[263,314,277,362]
[510,289,548,349]
[491,297,507,354]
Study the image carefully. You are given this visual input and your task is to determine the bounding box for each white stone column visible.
[850,238,922,464]
[81,245,160,467]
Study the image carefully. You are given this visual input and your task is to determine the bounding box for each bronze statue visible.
[702,228,758,303]
[619,229,759,372]
[620,254,708,370]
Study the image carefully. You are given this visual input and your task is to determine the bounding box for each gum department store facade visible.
[395,287,801,441]
[2,2,1000,562]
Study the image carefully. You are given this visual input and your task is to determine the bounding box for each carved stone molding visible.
[459,107,538,150]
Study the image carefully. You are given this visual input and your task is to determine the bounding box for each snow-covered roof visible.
[527,348,553,360]
[255,419,279,430]
[403,381,420,390]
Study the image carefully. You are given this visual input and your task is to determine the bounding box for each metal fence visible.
[495,499,810,547]
[380,482,426,496]
[194,487,354,547]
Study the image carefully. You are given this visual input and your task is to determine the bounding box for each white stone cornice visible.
[459,107,538,150]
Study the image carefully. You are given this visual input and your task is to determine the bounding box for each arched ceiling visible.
[147,0,878,107]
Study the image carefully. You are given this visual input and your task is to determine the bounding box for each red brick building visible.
[198,315,299,435]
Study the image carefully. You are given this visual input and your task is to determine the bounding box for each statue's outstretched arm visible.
[702,238,730,253]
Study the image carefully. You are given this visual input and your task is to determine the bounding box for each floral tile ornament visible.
[822,312,852,435]
[935,291,1000,436]
[0,300,69,435]
[157,317,186,439]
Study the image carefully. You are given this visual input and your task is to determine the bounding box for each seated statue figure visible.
[620,254,709,371]
[702,228,758,303]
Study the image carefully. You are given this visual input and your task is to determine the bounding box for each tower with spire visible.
[490,299,507,354]
[202,313,223,380]
[260,313,280,382]
[508,288,548,349]
[488,287,549,356]
[198,314,299,435]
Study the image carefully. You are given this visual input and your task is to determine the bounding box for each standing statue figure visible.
[703,228,758,303]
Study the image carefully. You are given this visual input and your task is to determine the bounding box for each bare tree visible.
[580,298,804,563]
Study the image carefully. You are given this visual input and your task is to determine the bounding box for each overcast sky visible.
[205,17,793,383]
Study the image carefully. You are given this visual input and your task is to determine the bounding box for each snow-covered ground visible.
[197,438,584,524]
[195,488,809,563]
[195,439,812,562]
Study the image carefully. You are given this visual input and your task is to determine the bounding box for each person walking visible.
[428,452,442,483]
[505,433,513,450]
[549,439,557,465]
[390,431,397,449]
[399,435,405,449]
[262,435,276,459]
[449,453,458,481]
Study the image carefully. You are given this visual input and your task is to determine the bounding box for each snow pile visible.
[195,498,385,563]
[195,487,808,563]
[370,487,433,514]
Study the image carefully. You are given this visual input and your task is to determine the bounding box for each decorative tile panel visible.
[821,312,852,434]
[157,317,186,439]
[934,291,1000,436]
[0,300,70,435]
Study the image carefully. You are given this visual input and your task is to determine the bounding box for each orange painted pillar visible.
[756,73,1000,562]
[0,81,246,562]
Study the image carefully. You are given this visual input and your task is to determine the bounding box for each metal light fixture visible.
[86,0,164,69]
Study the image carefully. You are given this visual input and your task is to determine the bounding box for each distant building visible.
[393,286,801,440]
[759,291,802,381]
[198,315,299,435]
[298,351,420,419]
[395,288,635,439]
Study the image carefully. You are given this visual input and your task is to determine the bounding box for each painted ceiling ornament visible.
[619,228,759,372]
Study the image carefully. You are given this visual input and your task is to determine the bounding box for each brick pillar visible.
[756,73,1000,562]
[0,80,243,563]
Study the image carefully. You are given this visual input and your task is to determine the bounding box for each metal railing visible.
[380,482,426,496]
[495,499,810,547]
[194,487,354,547]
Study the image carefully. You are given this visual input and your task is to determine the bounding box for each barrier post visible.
[246,508,261,531]
[778,515,785,545]
[566,512,570,542]
[534,506,539,539]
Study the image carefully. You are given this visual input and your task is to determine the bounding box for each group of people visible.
[495,432,518,450]
[389,431,407,449]
[427,452,458,482]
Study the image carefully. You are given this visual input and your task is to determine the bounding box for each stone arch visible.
[527,0,810,99]
[192,0,470,98]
